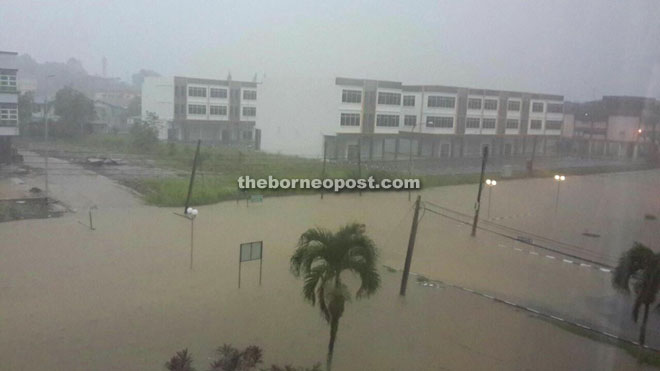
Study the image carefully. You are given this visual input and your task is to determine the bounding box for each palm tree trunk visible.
[327,316,339,371]
[640,304,650,346]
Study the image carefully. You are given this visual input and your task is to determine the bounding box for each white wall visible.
[142,76,174,139]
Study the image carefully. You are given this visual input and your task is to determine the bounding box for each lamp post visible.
[43,74,55,203]
[185,207,199,270]
[485,179,497,219]
[553,174,566,214]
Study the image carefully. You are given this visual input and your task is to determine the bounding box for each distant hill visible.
[16,54,138,101]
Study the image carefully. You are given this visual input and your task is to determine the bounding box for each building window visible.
[188,86,207,97]
[210,105,227,116]
[484,99,498,110]
[403,95,415,107]
[482,118,496,129]
[426,116,454,128]
[467,98,482,110]
[546,120,562,130]
[507,100,521,111]
[242,107,257,117]
[0,75,16,86]
[404,115,417,127]
[376,114,400,127]
[532,102,544,112]
[0,108,18,121]
[342,90,362,103]
[506,119,519,129]
[547,103,563,113]
[0,75,17,92]
[243,90,257,100]
[530,119,542,130]
[340,113,360,127]
[377,92,401,105]
[188,104,206,115]
[210,88,227,98]
[466,117,481,129]
[243,131,253,140]
[428,96,455,108]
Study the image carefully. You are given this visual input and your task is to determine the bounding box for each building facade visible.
[0,51,19,163]
[328,77,564,160]
[562,96,659,159]
[142,76,260,149]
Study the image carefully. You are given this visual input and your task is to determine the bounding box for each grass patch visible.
[540,317,660,368]
[16,135,656,207]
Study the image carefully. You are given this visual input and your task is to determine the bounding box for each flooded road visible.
[1,155,659,370]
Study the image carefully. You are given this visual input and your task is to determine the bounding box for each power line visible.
[421,206,616,268]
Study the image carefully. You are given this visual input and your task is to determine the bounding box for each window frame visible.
[376,114,400,127]
[340,113,361,127]
[428,96,456,109]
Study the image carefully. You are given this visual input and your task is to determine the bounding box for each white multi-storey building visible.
[142,76,260,149]
[331,77,564,159]
[0,51,19,163]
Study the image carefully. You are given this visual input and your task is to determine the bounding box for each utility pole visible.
[408,127,415,201]
[357,137,362,196]
[321,136,327,199]
[183,140,201,214]
[400,195,421,296]
[43,95,49,203]
[527,136,537,175]
[471,146,489,237]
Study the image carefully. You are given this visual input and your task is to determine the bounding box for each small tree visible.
[290,223,381,370]
[53,86,95,137]
[165,349,196,371]
[210,344,263,371]
[165,345,319,371]
[130,111,159,150]
[612,242,660,346]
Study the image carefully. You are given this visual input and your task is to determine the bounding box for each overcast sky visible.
[2,0,660,155]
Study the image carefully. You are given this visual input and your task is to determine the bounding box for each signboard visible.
[240,241,263,262]
[238,241,263,288]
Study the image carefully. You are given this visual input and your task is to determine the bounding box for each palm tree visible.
[290,223,381,371]
[165,349,196,371]
[612,242,660,346]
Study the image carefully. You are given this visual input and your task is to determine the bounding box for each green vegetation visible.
[164,344,321,371]
[290,223,381,371]
[17,134,655,207]
[612,242,660,346]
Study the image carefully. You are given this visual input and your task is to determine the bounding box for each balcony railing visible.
[0,120,18,127]
[0,86,18,93]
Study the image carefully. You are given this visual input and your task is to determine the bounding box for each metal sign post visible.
[238,241,263,288]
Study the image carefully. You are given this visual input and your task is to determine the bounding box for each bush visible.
[130,121,159,151]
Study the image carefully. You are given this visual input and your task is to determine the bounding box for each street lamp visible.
[185,207,199,270]
[485,179,497,219]
[553,174,566,213]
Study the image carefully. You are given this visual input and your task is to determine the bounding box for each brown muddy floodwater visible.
[1,167,659,370]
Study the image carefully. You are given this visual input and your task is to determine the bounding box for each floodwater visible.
[1,156,659,370]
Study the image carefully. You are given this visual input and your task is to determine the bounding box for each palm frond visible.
[303,264,330,305]
[613,242,655,291]
[291,227,333,277]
